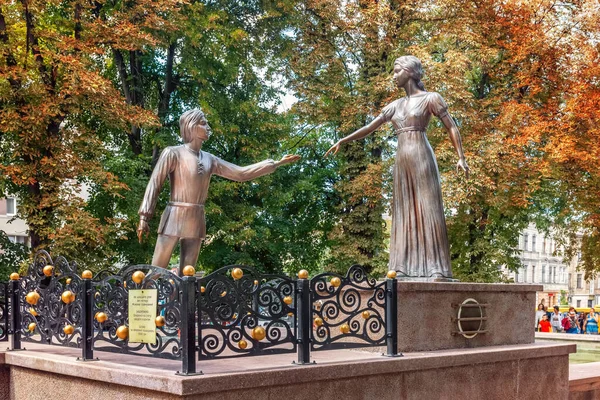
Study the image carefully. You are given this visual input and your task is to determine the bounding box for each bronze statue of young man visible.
[137,109,300,273]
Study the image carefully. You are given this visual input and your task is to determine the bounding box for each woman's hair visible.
[537,303,545,310]
[394,55,425,91]
[179,109,206,143]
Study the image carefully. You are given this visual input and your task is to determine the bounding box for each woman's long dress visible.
[379,92,452,278]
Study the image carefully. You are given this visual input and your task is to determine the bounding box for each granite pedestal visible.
[394,281,541,353]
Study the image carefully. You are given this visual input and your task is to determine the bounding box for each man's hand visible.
[277,154,301,166]
[456,158,470,179]
[137,219,149,244]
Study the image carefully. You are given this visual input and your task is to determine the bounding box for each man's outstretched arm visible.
[213,154,300,182]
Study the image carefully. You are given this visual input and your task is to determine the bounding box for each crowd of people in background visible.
[536,304,599,334]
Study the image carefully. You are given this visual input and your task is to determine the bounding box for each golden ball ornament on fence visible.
[340,324,350,334]
[231,268,243,280]
[182,265,195,276]
[297,270,309,279]
[252,326,266,341]
[132,271,145,284]
[314,317,324,327]
[362,311,370,319]
[9,272,19,280]
[95,312,108,323]
[238,339,248,350]
[61,290,74,304]
[155,316,166,327]
[29,308,38,317]
[116,325,129,340]
[81,270,93,279]
[28,322,36,332]
[283,296,293,305]
[330,277,341,287]
[66,278,72,284]
[387,270,397,279]
[43,265,54,277]
[63,325,74,335]
[26,291,40,305]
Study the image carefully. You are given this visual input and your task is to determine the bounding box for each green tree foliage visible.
[83,0,338,273]
[0,231,28,279]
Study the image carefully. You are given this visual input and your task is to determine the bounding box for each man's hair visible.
[179,109,206,143]
[554,305,559,310]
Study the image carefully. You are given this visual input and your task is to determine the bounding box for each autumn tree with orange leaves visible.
[0,0,182,266]
[287,0,600,280]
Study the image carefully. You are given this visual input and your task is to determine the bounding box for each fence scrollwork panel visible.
[19,250,83,348]
[91,265,182,360]
[198,266,296,359]
[310,265,386,350]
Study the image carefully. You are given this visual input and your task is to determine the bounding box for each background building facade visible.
[504,223,600,309]
[0,197,29,246]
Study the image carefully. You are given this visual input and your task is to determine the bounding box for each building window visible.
[7,235,27,245]
[6,197,16,215]
[577,274,583,289]
[542,266,546,283]
[542,238,546,254]
[523,234,528,251]
[525,266,529,283]
[589,300,594,308]
[577,300,581,308]
[553,267,557,283]
[532,235,536,252]
[532,266,536,283]
[515,270,519,282]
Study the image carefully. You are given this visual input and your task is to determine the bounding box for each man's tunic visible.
[139,145,276,239]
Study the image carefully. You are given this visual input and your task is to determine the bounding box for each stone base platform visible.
[1,342,574,400]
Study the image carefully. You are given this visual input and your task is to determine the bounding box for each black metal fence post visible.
[178,275,200,375]
[8,279,21,350]
[80,277,94,360]
[385,274,399,357]
[296,276,311,364]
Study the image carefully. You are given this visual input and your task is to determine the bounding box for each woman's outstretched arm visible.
[324,116,385,157]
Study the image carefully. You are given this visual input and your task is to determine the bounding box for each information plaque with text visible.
[128,289,158,344]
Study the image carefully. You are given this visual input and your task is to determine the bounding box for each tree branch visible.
[112,49,132,104]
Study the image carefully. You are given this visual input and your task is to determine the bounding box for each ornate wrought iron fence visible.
[2,251,399,374]
[198,266,297,359]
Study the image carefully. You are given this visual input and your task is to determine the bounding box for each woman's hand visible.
[324,140,342,157]
[456,158,470,179]
[277,154,301,167]
[137,219,149,244]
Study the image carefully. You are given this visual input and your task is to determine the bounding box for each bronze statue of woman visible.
[325,56,469,279]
